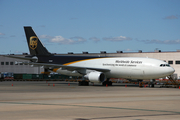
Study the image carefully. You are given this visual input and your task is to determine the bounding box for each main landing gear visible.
[149,79,155,88]
[102,78,112,86]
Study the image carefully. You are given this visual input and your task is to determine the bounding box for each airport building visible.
[0,50,180,79]
[0,54,44,74]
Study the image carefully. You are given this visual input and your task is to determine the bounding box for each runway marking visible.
[1,101,180,115]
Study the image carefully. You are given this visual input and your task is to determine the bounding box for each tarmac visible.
[0,81,180,120]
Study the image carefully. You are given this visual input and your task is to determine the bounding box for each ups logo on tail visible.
[29,36,38,50]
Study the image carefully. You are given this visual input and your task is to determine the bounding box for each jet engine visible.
[85,72,106,83]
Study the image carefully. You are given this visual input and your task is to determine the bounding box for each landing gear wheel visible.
[149,79,155,88]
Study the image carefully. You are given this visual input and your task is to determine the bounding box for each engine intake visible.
[85,72,106,83]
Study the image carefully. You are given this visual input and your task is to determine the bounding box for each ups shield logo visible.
[29,36,38,50]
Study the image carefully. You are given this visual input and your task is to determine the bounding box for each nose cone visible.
[167,67,175,75]
[171,67,175,74]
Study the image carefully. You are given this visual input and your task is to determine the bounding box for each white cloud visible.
[163,15,178,20]
[89,37,100,42]
[70,36,86,42]
[50,36,74,44]
[103,36,132,41]
[40,35,86,44]
[39,35,52,39]
[140,39,180,44]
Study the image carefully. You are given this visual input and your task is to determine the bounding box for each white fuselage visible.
[56,57,175,79]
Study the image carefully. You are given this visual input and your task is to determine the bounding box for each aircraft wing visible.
[23,62,110,73]
[3,55,110,73]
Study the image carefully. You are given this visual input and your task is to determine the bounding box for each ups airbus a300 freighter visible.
[7,27,175,86]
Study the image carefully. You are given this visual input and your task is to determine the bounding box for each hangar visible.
[0,50,179,79]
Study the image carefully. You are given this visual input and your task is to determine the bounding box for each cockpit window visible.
[160,64,170,67]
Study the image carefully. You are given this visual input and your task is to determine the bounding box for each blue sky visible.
[0,0,180,54]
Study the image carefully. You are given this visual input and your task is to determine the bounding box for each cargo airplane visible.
[5,27,175,86]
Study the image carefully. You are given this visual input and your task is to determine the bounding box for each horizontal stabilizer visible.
[3,55,38,61]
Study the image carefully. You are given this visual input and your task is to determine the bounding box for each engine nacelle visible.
[85,72,106,83]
